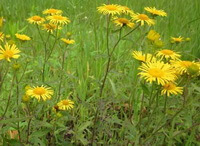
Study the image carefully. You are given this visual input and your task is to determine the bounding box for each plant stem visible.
[164,93,168,114]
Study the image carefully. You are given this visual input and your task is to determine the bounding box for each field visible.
[0,0,200,145]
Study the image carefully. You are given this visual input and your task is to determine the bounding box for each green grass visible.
[0,0,200,145]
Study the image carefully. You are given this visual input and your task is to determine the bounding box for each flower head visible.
[144,7,167,17]
[57,99,74,110]
[43,8,63,15]
[138,61,176,85]
[131,13,155,26]
[61,38,75,45]
[132,51,155,62]
[147,30,160,41]
[46,15,70,26]
[161,82,183,96]
[121,6,134,15]
[0,43,20,62]
[157,49,181,60]
[0,17,4,28]
[171,36,184,43]
[42,23,61,33]
[27,15,45,25]
[113,17,135,28]
[97,4,123,15]
[171,60,193,75]
[26,85,53,101]
[15,33,31,41]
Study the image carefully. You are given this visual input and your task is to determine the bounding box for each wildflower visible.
[57,99,74,110]
[121,6,134,15]
[27,15,45,25]
[187,63,199,76]
[161,82,183,96]
[46,15,70,26]
[171,36,184,43]
[131,13,155,26]
[0,32,4,42]
[61,38,75,45]
[43,8,63,15]
[144,7,167,17]
[185,37,191,42]
[157,49,181,60]
[132,51,155,62]
[26,85,53,101]
[42,23,61,33]
[97,4,123,15]
[22,94,30,102]
[147,30,160,41]
[138,61,176,85]
[15,33,31,41]
[0,43,20,62]
[113,17,135,28]
[171,60,193,75]
[0,17,3,28]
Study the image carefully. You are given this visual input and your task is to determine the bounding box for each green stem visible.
[164,93,168,114]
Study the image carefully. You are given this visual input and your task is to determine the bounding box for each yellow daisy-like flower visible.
[132,51,155,62]
[171,60,193,75]
[156,49,181,60]
[0,32,4,42]
[121,6,134,15]
[171,36,184,43]
[46,15,70,26]
[27,15,45,25]
[15,33,31,41]
[42,23,61,33]
[144,7,167,17]
[0,17,4,28]
[26,85,53,101]
[0,43,20,62]
[113,17,135,28]
[57,99,74,110]
[97,4,123,15]
[138,61,176,85]
[131,13,155,26]
[61,38,75,45]
[147,30,160,41]
[161,82,183,96]
[43,8,63,15]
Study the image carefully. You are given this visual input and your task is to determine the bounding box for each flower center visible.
[161,49,174,55]
[118,18,129,24]
[33,87,46,95]
[106,5,118,11]
[45,24,56,29]
[32,16,42,21]
[48,9,57,13]
[163,83,175,90]
[148,68,164,77]
[53,15,64,20]
[4,50,14,58]
[138,14,149,20]
[180,61,192,67]
[62,100,69,105]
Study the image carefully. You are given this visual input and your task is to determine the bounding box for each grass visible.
[0,0,200,145]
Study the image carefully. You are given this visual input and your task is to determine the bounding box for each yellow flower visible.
[26,85,54,101]
[27,15,45,25]
[43,8,63,15]
[0,32,4,42]
[132,51,155,62]
[147,30,160,41]
[161,82,183,96]
[144,7,167,17]
[131,13,155,26]
[185,37,191,42]
[61,38,75,45]
[171,36,184,43]
[138,61,176,85]
[46,15,70,26]
[57,99,74,110]
[0,17,4,28]
[121,6,134,15]
[0,43,20,62]
[113,17,135,28]
[156,49,181,60]
[171,60,193,75]
[42,23,61,33]
[97,4,123,15]
[15,33,31,41]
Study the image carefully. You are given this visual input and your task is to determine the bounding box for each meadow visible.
[0,0,200,145]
